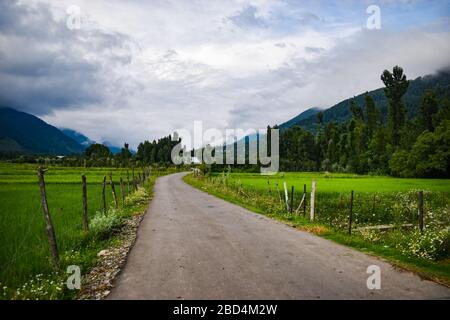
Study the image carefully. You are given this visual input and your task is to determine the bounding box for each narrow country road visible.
[108,172,450,300]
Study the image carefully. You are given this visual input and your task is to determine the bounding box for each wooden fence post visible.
[348,190,354,235]
[127,170,130,194]
[132,166,136,191]
[81,174,89,232]
[102,175,107,214]
[120,177,125,204]
[283,181,289,211]
[310,179,316,222]
[276,182,282,204]
[290,186,294,214]
[303,184,307,216]
[110,173,118,209]
[37,167,59,268]
[294,192,306,215]
[418,191,424,233]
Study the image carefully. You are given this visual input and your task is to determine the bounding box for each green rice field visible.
[0,163,145,288]
[226,172,450,193]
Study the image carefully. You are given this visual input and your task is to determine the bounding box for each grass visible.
[184,173,450,286]
[0,163,164,298]
[227,172,450,193]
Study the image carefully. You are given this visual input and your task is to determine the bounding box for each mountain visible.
[0,107,85,155]
[60,128,129,155]
[103,141,122,154]
[60,128,95,147]
[60,129,128,154]
[279,107,321,129]
[281,70,450,131]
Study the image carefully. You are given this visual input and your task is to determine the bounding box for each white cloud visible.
[1,0,449,148]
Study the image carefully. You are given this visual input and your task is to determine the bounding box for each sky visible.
[0,0,449,148]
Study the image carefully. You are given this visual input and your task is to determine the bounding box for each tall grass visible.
[0,163,151,288]
[227,172,450,193]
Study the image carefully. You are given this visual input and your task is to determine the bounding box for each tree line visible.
[277,66,450,178]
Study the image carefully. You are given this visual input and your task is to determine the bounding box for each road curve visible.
[108,172,450,300]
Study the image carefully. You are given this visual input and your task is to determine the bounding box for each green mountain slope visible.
[279,107,321,129]
[282,70,450,131]
[0,108,85,155]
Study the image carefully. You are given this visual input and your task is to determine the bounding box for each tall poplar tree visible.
[381,66,409,147]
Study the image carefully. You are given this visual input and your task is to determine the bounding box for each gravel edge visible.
[77,213,145,300]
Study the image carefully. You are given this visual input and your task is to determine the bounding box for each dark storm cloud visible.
[0,0,134,115]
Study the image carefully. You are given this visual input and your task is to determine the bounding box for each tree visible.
[399,120,421,151]
[410,120,450,177]
[316,111,324,125]
[85,143,110,159]
[350,99,364,121]
[137,135,180,165]
[324,122,339,168]
[381,66,409,147]
[418,90,439,132]
[119,143,132,166]
[389,150,414,177]
[279,126,316,171]
[433,98,450,128]
[366,127,390,174]
[266,125,272,156]
[364,94,380,137]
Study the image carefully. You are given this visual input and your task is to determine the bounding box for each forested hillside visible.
[283,70,450,132]
[276,67,450,177]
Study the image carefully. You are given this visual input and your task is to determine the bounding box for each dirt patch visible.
[296,225,329,235]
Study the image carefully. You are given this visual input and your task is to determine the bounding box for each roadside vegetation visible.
[0,163,174,299]
[184,171,450,286]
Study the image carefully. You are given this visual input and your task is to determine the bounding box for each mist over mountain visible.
[59,128,96,147]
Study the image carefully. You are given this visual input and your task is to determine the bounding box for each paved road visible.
[108,172,450,300]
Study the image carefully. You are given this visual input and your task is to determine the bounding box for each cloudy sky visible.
[0,0,449,148]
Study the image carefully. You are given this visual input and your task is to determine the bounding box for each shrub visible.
[124,188,148,207]
[89,209,123,239]
[397,228,450,261]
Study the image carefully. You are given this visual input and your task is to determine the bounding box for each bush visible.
[124,188,148,207]
[397,228,450,261]
[89,209,123,239]
[389,150,414,177]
